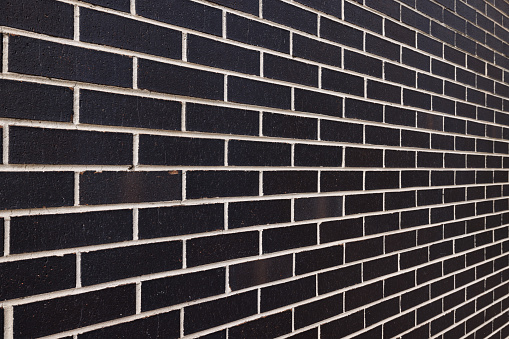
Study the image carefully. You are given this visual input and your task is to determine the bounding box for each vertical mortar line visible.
[74,335,78,339]
[3,218,10,256]
[226,265,231,293]
[291,88,295,111]
[224,202,228,230]
[364,78,368,98]
[257,288,261,314]
[317,120,321,140]
[133,134,139,168]
[289,31,293,56]
[182,239,187,269]
[130,0,136,14]
[182,171,187,201]
[182,32,188,62]
[259,0,263,18]
[136,281,142,314]
[2,125,8,165]
[2,34,8,73]
[317,170,321,193]
[74,172,80,206]
[133,208,139,240]
[317,15,321,38]
[224,140,228,166]
[222,10,227,39]
[259,111,263,137]
[132,57,138,89]
[291,198,295,222]
[292,307,295,331]
[291,143,295,167]
[180,308,185,338]
[318,66,322,89]
[181,102,186,131]
[259,230,263,255]
[224,75,228,102]
[76,252,81,288]
[259,171,263,196]
[292,253,296,276]
[74,5,80,41]
[73,87,80,124]
[260,52,264,77]
[4,306,13,339]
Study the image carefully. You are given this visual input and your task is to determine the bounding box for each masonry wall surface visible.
[1,0,509,338]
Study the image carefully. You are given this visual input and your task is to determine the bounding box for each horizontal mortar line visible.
[25,246,509,339]
[2,217,506,313]
[0,183,505,219]
[1,204,506,272]
[2,26,508,118]
[1,72,508,138]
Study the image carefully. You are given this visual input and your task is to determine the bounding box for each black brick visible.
[263,224,317,253]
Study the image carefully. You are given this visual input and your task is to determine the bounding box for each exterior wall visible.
[1,0,509,338]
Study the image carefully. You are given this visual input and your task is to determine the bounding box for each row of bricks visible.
[2,218,507,295]
[4,79,509,144]
[3,199,507,255]
[5,35,509,115]
[3,0,509,69]
[8,127,509,166]
[5,248,509,337]
[0,170,508,210]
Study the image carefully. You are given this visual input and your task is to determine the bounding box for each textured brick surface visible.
[1,0,509,338]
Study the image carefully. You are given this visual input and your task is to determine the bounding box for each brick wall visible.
[1,0,509,337]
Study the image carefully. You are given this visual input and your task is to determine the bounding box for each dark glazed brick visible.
[286,328,318,339]
[0,79,73,122]
[294,144,342,167]
[366,297,399,326]
[264,0,317,34]
[363,255,398,280]
[184,291,257,334]
[263,224,317,253]
[0,255,75,301]
[385,106,416,127]
[385,20,416,46]
[264,54,318,87]
[230,77,291,109]
[321,171,363,192]
[402,48,430,72]
[320,217,363,243]
[320,311,364,338]
[364,212,399,235]
[79,312,180,339]
[206,0,259,14]
[1,0,74,38]
[187,171,258,199]
[9,36,132,87]
[386,191,416,210]
[401,209,429,228]
[318,265,361,294]
[344,1,383,34]
[137,0,221,35]
[80,171,181,204]
[295,245,343,274]
[344,51,382,78]
[11,210,132,253]
[345,193,383,215]
[322,69,364,96]
[401,7,430,33]
[320,120,363,143]
[296,0,342,17]
[81,90,181,131]
[142,268,225,310]
[86,0,129,11]
[293,35,342,67]
[229,199,291,228]
[138,59,223,101]
[366,0,400,19]
[81,9,181,59]
[401,170,429,187]
[10,127,132,165]
[295,294,343,329]
[294,88,342,117]
[385,150,416,168]
[365,125,400,146]
[229,255,293,290]
[320,18,363,50]
[188,35,258,75]
[140,204,223,238]
[264,171,317,195]
[385,272,415,296]
[345,281,383,310]
[385,231,416,253]
[81,241,182,285]
[0,172,73,210]
[346,237,383,262]
[187,232,258,267]
[14,285,135,338]
[186,103,258,136]
[227,14,289,53]
[345,147,383,167]
[367,80,401,104]
[261,276,316,311]
[418,74,443,94]
[263,113,317,139]
[366,35,400,61]
[229,311,292,339]
[295,196,342,221]
[383,312,416,338]
[365,171,399,190]
[404,89,431,110]
[229,140,291,166]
